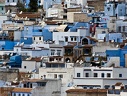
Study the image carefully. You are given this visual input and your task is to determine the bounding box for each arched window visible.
[82,38,88,45]
[65,58,70,63]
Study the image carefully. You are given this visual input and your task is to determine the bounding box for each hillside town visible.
[0,0,127,96]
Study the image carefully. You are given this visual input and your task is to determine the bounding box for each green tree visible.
[17,0,27,12]
[28,0,38,12]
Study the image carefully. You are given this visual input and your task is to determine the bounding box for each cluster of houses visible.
[0,0,127,96]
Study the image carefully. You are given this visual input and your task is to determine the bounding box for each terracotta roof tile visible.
[12,88,32,93]
[115,82,123,86]
[16,13,41,18]
[23,79,42,83]
[86,36,98,42]
[66,89,107,93]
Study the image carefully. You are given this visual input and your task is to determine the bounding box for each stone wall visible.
[0,68,19,82]
[88,0,106,11]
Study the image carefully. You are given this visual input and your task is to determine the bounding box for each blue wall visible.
[69,22,90,32]
[104,2,126,16]
[20,37,33,44]
[106,48,127,67]
[42,29,52,41]
[8,55,22,68]
[0,41,16,50]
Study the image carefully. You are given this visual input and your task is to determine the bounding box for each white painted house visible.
[47,6,64,18]
[5,0,18,6]
[73,67,127,89]
[53,28,89,45]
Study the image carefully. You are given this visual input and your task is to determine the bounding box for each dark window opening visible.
[77,73,80,77]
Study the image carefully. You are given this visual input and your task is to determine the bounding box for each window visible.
[118,26,121,32]
[34,37,35,40]
[38,82,46,86]
[102,31,106,34]
[39,37,41,40]
[13,93,16,96]
[30,83,32,88]
[27,94,30,96]
[119,74,122,77]
[24,66,26,69]
[57,50,61,56]
[51,50,55,55]
[71,37,73,41]
[1,7,3,10]
[39,0,41,3]
[22,94,25,96]
[77,73,80,77]
[101,73,105,78]
[94,73,98,77]
[123,26,125,32]
[54,74,57,78]
[59,74,63,78]
[74,37,77,41]
[85,73,89,77]
[7,0,9,2]
[65,37,68,42]
[24,84,26,88]
[18,94,21,96]
[104,85,110,89]
[107,73,111,77]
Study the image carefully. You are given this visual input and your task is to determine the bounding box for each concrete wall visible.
[93,42,119,55]
[0,15,7,28]
[107,17,116,32]
[120,92,127,96]
[74,13,91,22]
[106,57,120,67]
[32,80,61,96]
[39,68,74,96]
[14,31,22,41]
[0,68,19,82]
[113,68,127,78]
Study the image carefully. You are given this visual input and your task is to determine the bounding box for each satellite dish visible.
[25,17,28,20]
[6,10,10,15]
[76,60,79,63]
[79,60,83,64]
[16,42,20,46]
[19,11,22,14]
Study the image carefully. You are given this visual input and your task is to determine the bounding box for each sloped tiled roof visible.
[86,36,98,42]
[115,82,123,86]
[66,89,107,93]
[16,13,41,18]
[12,88,32,93]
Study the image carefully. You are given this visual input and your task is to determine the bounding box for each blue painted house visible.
[22,25,53,41]
[8,55,22,68]
[69,22,90,32]
[0,41,17,50]
[106,46,127,67]
[106,33,123,43]
[104,1,126,16]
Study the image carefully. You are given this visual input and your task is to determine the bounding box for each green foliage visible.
[28,0,38,12]
[17,0,27,12]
